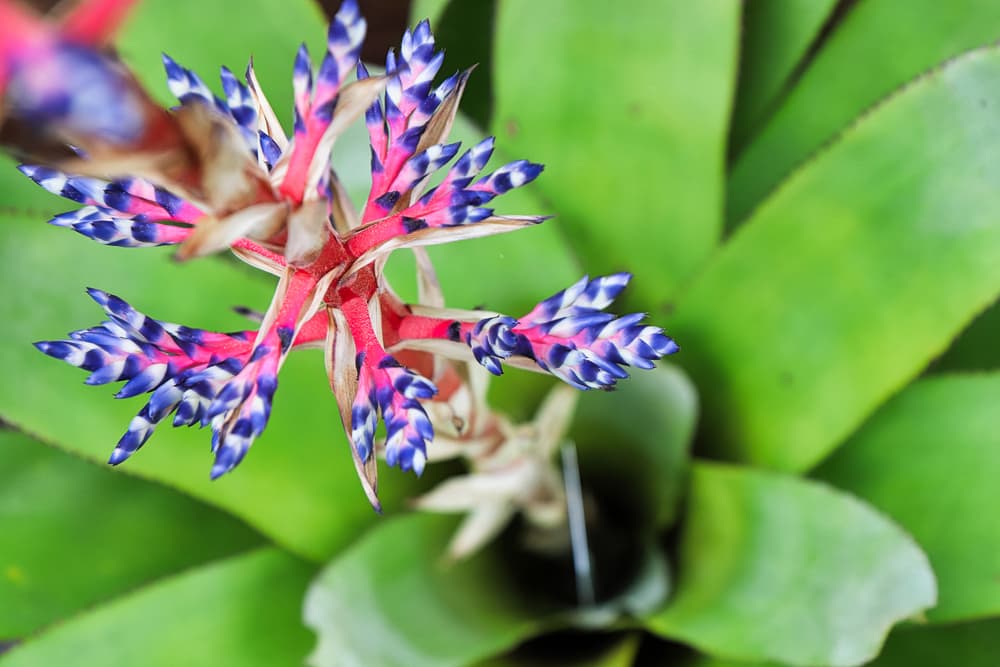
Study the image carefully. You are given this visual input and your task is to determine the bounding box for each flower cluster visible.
[21,0,677,507]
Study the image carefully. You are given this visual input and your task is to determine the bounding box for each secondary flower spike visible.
[25,0,678,507]
[0,0,187,165]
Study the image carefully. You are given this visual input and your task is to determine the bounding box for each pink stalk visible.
[278,125,323,204]
[343,215,404,256]
[396,313,463,342]
[340,290,382,355]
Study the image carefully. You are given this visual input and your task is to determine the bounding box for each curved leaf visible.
[304,514,556,667]
[646,463,936,667]
[490,0,740,308]
[730,0,840,153]
[0,549,313,667]
[0,428,260,639]
[815,374,1000,623]
[673,45,1000,471]
[572,364,697,530]
[728,0,1000,224]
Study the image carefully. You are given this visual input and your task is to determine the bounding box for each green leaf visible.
[672,45,1000,471]
[646,463,936,667]
[814,374,1000,623]
[490,0,740,308]
[572,365,697,530]
[730,0,840,153]
[728,0,1000,225]
[0,549,314,667]
[0,428,260,639]
[304,514,556,667]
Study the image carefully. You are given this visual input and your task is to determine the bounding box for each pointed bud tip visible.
[107,448,130,465]
[412,452,426,477]
[85,286,107,302]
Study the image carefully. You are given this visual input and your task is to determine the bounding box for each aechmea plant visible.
[17,0,678,508]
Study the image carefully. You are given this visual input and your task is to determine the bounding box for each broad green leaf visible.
[728,0,1000,225]
[491,0,740,309]
[672,46,1000,471]
[0,428,260,639]
[647,463,936,667]
[730,0,839,153]
[0,214,419,561]
[572,365,697,530]
[475,633,640,667]
[0,549,314,667]
[815,374,1000,623]
[304,514,556,667]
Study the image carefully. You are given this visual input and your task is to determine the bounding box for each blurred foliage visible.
[3,0,1000,665]
[815,375,1000,623]
[0,428,261,637]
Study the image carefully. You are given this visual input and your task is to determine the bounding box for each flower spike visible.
[466,275,679,389]
[396,274,678,391]
[22,2,675,508]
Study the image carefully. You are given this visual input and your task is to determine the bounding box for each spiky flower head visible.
[21,0,678,508]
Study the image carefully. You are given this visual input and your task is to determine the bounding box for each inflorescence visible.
[15,0,678,507]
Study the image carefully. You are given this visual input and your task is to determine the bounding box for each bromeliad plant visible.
[11,0,675,507]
